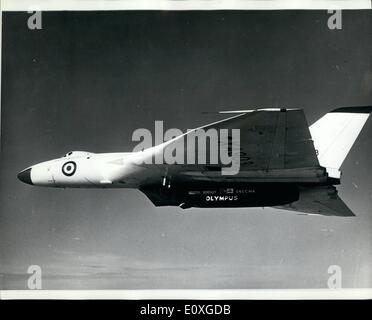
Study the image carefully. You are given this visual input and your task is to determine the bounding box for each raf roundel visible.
[62,161,77,177]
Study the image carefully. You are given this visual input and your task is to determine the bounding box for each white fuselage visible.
[18,151,161,188]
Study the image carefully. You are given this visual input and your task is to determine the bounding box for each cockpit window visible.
[63,151,73,157]
[62,151,92,158]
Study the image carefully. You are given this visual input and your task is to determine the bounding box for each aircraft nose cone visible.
[17,168,33,185]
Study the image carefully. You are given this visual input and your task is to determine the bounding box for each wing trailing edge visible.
[274,186,355,217]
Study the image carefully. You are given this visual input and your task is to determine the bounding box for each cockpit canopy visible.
[63,151,93,158]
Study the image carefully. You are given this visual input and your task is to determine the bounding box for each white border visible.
[1,0,371,11]
[1,0,372,302]
[1,289,372,300]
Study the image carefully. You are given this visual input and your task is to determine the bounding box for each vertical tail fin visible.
[309,107,372,174]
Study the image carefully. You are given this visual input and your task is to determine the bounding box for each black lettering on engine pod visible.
[62,161,77,177]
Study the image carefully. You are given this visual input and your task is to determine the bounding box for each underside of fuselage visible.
[139,181,313,208]
[140,182,300,208]
[139,180,353,216]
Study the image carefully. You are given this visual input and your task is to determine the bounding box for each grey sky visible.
[0,10,371,289]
